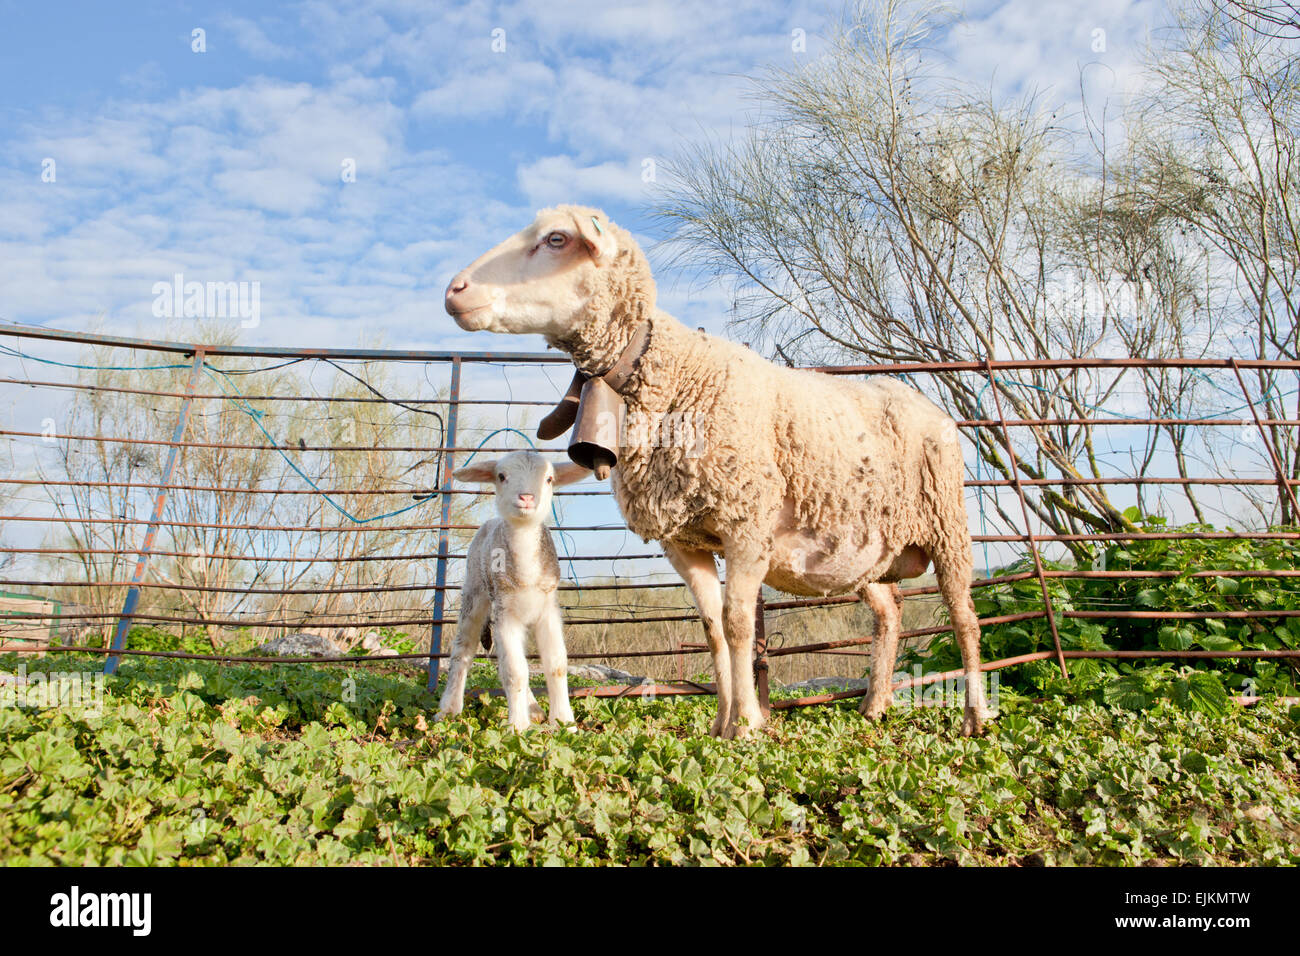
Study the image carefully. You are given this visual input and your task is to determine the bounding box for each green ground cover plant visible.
[1,652,1296,866]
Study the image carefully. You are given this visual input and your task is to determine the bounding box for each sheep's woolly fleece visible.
[548,206,972,597]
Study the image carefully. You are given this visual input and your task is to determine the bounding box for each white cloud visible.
[411,59,556,118]
[218,14,293,61]
[516,155,651,208]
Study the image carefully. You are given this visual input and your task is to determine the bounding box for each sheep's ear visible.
[571,212,617,266]
[552,461,591,486]
[453,460,498,484]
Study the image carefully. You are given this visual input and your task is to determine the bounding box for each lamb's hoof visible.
[433,708,457,723]
[528,701,545,722]
[709,713,732,738]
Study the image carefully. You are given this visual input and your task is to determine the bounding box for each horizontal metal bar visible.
[0,427,554,454]
[0,478,612,497]
[0,376,552,406]
[5,643,710,663]
[0,514,634,534]
[0,546,663,562]
[0,321,563,363]
[10,321,1300,372]
[770,647,1300,710]
[815,356,1300,374]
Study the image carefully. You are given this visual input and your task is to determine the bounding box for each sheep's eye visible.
[546,475,553,484]
[545,231,567,248]
[497,473,505,482]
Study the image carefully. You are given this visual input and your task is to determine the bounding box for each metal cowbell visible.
[568,376,623,480]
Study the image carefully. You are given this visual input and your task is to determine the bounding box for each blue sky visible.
[0,0,1179,584]
[0,0,1167,354]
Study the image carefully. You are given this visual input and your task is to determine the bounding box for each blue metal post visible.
[427,356,461,692]
[105,349,205,675]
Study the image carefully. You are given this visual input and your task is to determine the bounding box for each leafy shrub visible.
[906,515,1300,708]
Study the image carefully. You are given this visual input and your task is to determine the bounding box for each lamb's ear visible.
[453,460,498,484]
[571,212,617,266]
[552,461,591,486]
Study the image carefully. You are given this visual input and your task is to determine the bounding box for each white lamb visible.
[436,450,589,731]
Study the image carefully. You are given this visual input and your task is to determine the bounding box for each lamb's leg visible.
[493,611,532,733]
[934,550,990,737]
[859,582,903,720]
[534,601,574,726]
[664,543,731,738]
[720,545,770,740]
[436,590,488,719]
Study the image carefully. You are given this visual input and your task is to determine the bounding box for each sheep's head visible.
[444,205,653,348]
[453,449,589,524]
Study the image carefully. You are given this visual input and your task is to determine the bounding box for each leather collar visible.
[537,320,650,441]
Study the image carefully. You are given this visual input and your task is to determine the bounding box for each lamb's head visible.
[444,205,655,349]
[453,450,590,524]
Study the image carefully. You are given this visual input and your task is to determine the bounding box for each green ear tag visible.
[591,216,603,235]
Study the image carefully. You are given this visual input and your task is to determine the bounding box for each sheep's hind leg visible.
[664,543,732,738]
[720,544,770,740]
[859,582,903,721]
[436,591,488,719]
[934,552,990,737]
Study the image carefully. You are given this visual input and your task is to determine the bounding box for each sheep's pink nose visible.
[445,274,470,303]
[517,493,535,507]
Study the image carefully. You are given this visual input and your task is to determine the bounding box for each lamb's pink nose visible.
[517,493,535,507]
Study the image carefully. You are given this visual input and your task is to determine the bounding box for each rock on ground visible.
[778,676,872,694]
[254,633,342,657]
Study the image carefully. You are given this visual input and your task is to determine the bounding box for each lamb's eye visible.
[545,231,567,248]
[546,475,554,484]
[497,473,505,482]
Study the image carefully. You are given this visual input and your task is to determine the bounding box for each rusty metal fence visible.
[2,319,1299,711]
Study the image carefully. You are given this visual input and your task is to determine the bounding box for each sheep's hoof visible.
[731,710,764,739]
[709,712,732,738]
[961,708,988,737]
[433,707,457,723]
[858,697,889,720]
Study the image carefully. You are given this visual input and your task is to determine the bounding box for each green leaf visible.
[1103,675,1156,711]
[1134,589,1162,608]
[1180,671,1230,717]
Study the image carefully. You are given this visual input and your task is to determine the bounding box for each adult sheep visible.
[444,205,989,739]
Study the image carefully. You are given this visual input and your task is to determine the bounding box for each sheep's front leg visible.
[664,543,731,737]
[720,543,770,740]
[492,611,532,732]
[859,582,903,721]
[534,601,574,726]
[436,590,488,719]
